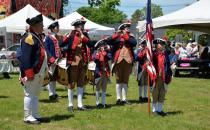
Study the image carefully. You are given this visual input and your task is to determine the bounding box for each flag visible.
[145,0,157,82]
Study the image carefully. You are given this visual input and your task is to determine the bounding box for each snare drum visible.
[43,68,50,86]
[86,61,96,85]
[57,58,68,86]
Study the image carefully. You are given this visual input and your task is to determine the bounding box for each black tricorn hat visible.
[140,39,146,45]
[94,38,109,49]
[71,18,86,26]
[153,38,166,45]
[26,14,43,26]
[48,21,59,29]
[118,22,131,30]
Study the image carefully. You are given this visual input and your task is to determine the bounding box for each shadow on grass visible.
[56,88,67,92]
[39,99,59,103]
[41,114,74,123]
[129,100,141,104]
[0,95,9,98]
[166,111,183,116]
[83,92,112,97]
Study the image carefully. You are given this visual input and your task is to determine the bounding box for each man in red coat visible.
[152,38,172,116]
[109,22,137,105]
[61,18,91,111]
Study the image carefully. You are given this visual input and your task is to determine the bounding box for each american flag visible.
[145,0,157,82]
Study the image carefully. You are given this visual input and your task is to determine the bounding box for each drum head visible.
[58,58,67,69]
[88,61,96,71]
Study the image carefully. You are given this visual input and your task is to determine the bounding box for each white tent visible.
[0,4,53,33]
[58,12,115,36]
[137,0,210,34]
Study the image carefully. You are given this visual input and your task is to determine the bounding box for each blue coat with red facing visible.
[107,32,137,62]
[93,49,112,79]
[61,31,92,65]
[20,31,45,79]
[153,50,172,84]
[44,33,61,64]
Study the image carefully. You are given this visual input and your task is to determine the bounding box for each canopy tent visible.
[0,4,53,33]
[137,0,210,34]
[58,12,115,36]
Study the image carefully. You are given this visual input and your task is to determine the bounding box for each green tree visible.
[77,0,126,24]
[131,9,143,23]
[165,29,193,42]
[131,3,163,23]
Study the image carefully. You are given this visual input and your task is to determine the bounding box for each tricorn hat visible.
[48,21,59,29]
[153,38,166,45]
[26,14,43,26]
[71,17,86,26]
[118,22,131,30]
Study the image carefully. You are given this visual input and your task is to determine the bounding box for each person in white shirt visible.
[179,43,189,58]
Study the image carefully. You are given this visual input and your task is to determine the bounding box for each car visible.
[0,43,20,59]
[0,43,20,67]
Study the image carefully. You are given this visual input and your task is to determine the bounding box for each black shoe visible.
[122,100,131,105]
[139,96,144,103]
[102,104,109,108]
[49,95,58,101]
[68,106,74,112]
[54,94,59,99]
[143,97,151,102]
[157,111,167,116]
[96,103,103,109]
[35,117,44,122]
[3,72,11,79]
[116,99,121,105]
[24,120,40,124]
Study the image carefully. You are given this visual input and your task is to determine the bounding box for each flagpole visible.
[148,74,151,116]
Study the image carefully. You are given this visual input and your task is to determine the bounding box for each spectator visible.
[179,43,189,58]
[190,42,198,57]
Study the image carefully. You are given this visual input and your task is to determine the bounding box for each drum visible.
[57,58,68,86]
[43,68,50,86]
[86,61,96,85]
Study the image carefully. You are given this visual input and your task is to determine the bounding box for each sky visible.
[65,0,197,18]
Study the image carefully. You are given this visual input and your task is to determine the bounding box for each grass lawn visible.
[0,74,210,130]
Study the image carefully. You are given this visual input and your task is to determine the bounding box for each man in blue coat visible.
[19,14,48,124]
[44,21,62,101]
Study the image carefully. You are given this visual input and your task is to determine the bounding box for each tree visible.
[77,0,126,24]
[131,3,163,23]
[165,29,193,42]
[131,9,143,23]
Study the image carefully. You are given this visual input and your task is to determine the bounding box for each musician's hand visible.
[78,30,84,38]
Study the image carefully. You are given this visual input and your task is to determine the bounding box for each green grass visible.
[0,74,210,130]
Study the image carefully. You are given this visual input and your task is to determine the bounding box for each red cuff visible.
[123,33,129,41]
[25,68,34,79]
[49,57,56,64]
[112,33,119,40]
[82,36,89,43]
